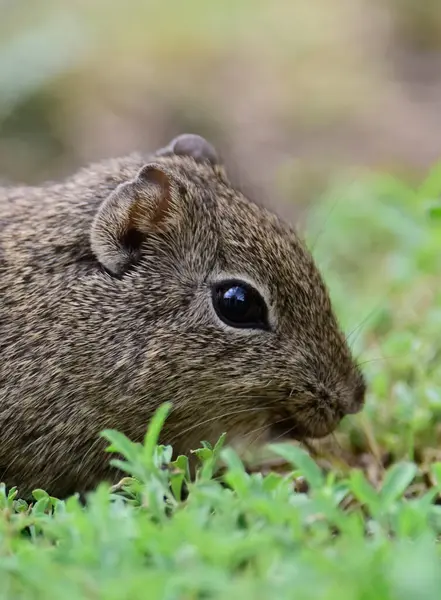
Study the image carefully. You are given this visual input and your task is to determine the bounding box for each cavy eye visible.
[211,279,270,330]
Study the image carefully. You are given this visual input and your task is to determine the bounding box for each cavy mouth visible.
[269,419,311,442]
[269,410,342,442]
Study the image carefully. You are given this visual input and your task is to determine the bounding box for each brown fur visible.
[0,134,365,497]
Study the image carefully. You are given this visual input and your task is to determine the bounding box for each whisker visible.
[356,357,388,368]
[168,405,274,444]
[243,414,295,450]
[356,353,408,368]
[270,423,299,444]
[308,194,342,253]
[345,303,383,348]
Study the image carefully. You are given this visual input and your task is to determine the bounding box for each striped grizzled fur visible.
[0,134,365,497]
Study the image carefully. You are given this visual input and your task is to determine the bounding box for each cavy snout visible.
[344,376,366,415]
[272,368,367,442]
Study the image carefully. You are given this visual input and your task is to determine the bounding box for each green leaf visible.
[262,472,285,492]
[100,429,141,464]
[170,469,186,501]
[154,444,173,468]
[221,447,246,474]
[32,489,49,502]
[32,497,50,515]
[429,462,441,487]
[109,458,140,477]
[269,444,325,490]
[192,447,213,463]
[332,482,351,506]
[13,499,29,513]
[192,434,227,481]
[142,402,173,464]
[0,483,7,509]
[379,461,417,508]
[171,454,191,482]
[212,433,227,461]
[221,447,250,496]
[427,203,441,221]
[7,486,18,501]
[348,469,379,513]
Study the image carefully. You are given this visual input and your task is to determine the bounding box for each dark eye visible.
[211,279,270,330]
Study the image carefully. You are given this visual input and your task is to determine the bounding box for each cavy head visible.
[90,134,366,454]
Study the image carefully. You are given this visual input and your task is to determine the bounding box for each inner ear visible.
[120,228,146,257]
[135,164,172,226]
[91,164,180,277]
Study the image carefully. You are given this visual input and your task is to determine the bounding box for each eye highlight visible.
[211,279,270,330]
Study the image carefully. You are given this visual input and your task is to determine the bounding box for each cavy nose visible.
[346,378,366,415]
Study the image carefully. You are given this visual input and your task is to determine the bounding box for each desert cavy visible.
[0,134,365,496]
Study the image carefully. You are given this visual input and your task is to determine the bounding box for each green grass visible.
[1,166,441,599]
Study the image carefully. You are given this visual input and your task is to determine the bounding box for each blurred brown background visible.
[1,0,441,217]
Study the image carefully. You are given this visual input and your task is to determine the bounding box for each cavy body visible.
[0,134,365,497]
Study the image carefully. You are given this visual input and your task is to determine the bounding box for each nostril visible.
[350,379,366,414]
[357,379,367,404]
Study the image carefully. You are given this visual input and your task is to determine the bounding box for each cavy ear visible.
[91,163,180,276]
[156,133,220,166]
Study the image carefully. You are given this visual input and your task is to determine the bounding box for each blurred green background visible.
[1,0,441,215]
